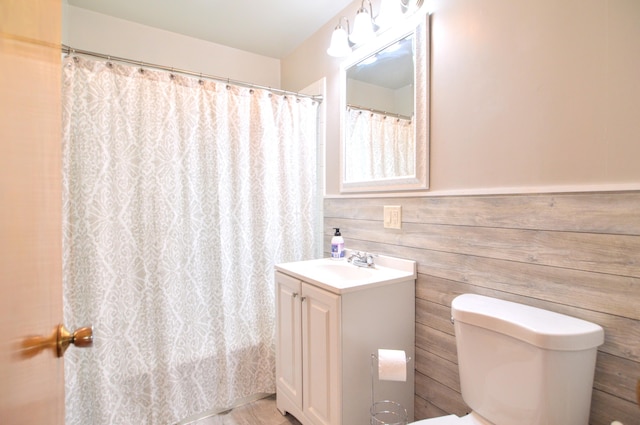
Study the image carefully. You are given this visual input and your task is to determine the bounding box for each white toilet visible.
[411,294,605,425]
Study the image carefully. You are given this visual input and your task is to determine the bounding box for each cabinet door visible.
[302,282,341,425]
[275,272,303,409]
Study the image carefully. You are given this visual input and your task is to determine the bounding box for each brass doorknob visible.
[20,324,93,359]
[56,324,93,357]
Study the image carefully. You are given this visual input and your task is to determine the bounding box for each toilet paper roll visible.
[378,349,407,382]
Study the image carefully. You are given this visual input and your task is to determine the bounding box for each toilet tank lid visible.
[451,294,604,351]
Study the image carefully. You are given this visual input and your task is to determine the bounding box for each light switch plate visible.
[383,205,402,229]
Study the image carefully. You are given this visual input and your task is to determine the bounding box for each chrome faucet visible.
[348,251,376,268]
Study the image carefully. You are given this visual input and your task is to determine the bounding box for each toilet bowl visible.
[408,294,604,425]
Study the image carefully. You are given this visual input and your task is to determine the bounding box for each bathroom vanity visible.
[274,253,416,425]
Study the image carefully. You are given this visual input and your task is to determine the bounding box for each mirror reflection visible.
[344,34,415,182]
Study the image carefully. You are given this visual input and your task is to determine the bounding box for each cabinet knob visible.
[301,296,306,302]
[292,292,298,298]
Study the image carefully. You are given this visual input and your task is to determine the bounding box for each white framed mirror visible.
[339,12,429,193]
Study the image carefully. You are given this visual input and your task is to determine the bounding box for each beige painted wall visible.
[62,4,281,88]
[282,0,640,195]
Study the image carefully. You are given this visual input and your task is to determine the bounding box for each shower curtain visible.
[61,55,318,425]
[344,108,414,181]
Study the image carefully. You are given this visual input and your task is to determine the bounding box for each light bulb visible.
[327,26,352,57]
[349,8,375,45]
[376,0,403,29]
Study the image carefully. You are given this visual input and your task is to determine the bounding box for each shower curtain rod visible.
[61,44,323,102]
[347,104,412,121]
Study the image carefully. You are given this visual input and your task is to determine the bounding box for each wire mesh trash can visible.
[370,400,408,425]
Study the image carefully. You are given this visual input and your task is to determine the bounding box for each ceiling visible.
[347,34,414,90]
[66,0,356,59]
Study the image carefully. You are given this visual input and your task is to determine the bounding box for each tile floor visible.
[189,394,301,425]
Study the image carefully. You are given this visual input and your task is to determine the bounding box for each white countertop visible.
[275,251,416,294]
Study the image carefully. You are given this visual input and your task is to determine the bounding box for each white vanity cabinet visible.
[276,272,341,425]
[275,255,416,425]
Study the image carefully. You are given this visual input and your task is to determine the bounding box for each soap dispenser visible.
[331,228,345,260]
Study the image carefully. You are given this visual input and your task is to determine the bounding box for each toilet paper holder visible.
[370,351,412,424]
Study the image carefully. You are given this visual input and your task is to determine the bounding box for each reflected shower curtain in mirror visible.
[344,108,414,182]
[61,55,318,425]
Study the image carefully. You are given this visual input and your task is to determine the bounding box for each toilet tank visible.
[451,294,604,425]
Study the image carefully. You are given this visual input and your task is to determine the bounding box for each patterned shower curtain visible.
[61,55,318,425]
[344,108,414,182]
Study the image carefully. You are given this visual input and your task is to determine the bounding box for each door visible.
[0,0,65,424]
[301,282,341,425]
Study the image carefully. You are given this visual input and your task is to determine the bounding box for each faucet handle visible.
[348,251,364,260]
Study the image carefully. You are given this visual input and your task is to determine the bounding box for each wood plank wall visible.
[324,192,640,425]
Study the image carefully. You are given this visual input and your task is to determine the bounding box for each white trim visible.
[324,182,640,198]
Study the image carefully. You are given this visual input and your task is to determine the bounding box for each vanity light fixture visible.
[326,16,353,57]
[376,0,404,29]
[326,0,424,58]
[349,0,376,45]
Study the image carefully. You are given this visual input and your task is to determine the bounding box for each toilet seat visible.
[411,414,461,424]
[411,412,493,425]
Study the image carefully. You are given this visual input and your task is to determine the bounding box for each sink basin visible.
[275,252,416,294]
[312,262,375,280]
